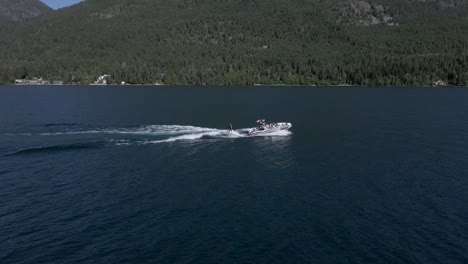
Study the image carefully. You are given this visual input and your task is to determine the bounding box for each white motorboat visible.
[247,119,292,135]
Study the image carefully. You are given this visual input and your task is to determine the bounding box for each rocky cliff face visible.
[336,1,395,26]
[414,0,468,8]
[0,0,52,22]
[335,0,468,26]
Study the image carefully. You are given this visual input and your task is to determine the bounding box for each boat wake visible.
[5,142,103,157]
[143,126,292,144]
[3,125,292,146]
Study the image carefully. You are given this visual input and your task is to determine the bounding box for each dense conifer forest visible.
[0,0,467,85]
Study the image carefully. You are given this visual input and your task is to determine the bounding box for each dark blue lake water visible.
[0,86,467,264]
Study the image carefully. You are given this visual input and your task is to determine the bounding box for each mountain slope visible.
[0,0,52,22]
[0,0,467,85]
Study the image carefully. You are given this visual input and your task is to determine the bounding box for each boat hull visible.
[248,122,292,135]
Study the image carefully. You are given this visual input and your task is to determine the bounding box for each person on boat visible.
[255,119,264,130]
[229,124,233,131]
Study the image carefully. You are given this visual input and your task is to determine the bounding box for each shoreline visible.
[1,84,466,88]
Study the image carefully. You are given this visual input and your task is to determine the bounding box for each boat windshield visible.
[256,119,266,125]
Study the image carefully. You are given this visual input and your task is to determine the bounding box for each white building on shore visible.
[91,74,111,85]
[14,77,62,85]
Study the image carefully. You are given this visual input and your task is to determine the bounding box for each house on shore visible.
[91,74,111,85]
[433,79,447,86]
[14,77,62,85]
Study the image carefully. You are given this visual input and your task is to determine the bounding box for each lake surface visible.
[0,86,467,264]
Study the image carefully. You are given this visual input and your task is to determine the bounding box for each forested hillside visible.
[0,0,467,85]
